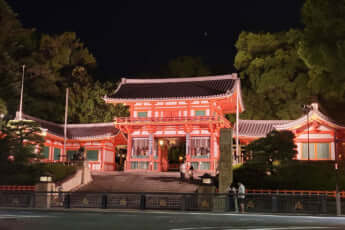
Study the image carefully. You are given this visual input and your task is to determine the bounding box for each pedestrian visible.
[188,164,194,182]
[226,183,237,211]
[179,161,186,182]
[238,182,246,213]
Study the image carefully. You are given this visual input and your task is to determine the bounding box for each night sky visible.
[8,1,304,82]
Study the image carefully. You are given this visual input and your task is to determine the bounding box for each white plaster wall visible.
[191,110,195,116]
[214,140,218,157]
[104,150,113,162]
[166,102,177,105]
[134,111,137,117]
[177,130,186,135]
[201,130,210,134]
[148,111,152,117]
[298,133,333,139]
[318,125,330,131]
[184,111,188,116]
[132,131,140,135]
[206,109,210,116]
[331,142,335,160]
[164,130,176,135]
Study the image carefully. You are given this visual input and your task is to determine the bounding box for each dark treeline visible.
[1,0,345,123]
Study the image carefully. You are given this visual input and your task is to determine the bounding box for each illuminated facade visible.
[235,103,345,161]
[104,74,244,173]
[20,113,127,171]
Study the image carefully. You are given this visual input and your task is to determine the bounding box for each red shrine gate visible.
[105,74,244,174]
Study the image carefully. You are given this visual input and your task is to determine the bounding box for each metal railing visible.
[0,191,343,215]
[115,116,230,126]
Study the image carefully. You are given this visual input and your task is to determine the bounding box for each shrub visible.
[234,160,345,190]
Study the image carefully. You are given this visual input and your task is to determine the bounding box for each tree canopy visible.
[167,56,211,77]
[0,0,127,123]
[235,30,310,120]
[235,0,345,121]
[245,130,297,174]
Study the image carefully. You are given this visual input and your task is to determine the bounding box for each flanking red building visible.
[235,103,345,161]
[20,113,127,171]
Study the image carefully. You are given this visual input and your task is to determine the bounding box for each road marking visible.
[171,227,335,230]
[0,214,54,219]
[147,210,345,220]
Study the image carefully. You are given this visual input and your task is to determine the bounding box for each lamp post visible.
[334,132,341,216]
[302,104,313,160]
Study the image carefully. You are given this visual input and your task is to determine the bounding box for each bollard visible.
[272,195,278,213]
[321,194,327,214]
[64,194,70,209]
[101,194,107,209]
[140,194,146,210]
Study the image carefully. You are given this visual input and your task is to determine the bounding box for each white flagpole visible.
[236,79,240,164]
[64,88,69,161]
[19,65,25,120]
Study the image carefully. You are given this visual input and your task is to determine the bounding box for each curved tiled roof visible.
[275,103,345,130]
[234,120,292,137]
[109,74,238,100]
[20,113,120,140]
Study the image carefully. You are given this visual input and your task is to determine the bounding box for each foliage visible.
[0,120,44,165]
[298,0,345,122]
[167,56,211,77]
[41,163,77,182]
[244,130,297,174]
[234,30,310,120]
[0,98,7,116]
[234,161,345,190]
[0,163,77,185]
[0,2,127,123]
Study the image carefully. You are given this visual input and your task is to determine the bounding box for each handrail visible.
[115,116,230,125]
[246,189,345,198]
[0,185,35,191]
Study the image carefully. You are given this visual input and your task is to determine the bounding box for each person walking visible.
[226,183,238,212]
[188,164,194,182]
[179,161,186,182]
[238,182,246,213]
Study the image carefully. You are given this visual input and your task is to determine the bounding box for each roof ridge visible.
[22,113,63,128]
[121,74,238,84]
[239,119,292,122]
[67,122,115,128]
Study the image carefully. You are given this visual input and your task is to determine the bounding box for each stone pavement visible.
[76,171,199,193]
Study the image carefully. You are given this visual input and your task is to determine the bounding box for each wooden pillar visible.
[210,132,215,172]
[126,132,132,171]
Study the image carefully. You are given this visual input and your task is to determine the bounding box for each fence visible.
[0,191,343,215]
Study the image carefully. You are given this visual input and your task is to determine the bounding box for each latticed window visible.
[54,148,61,161]
[195,110,206,116]
[138,112,148,117]
[42,146,49,159]
[132,138,150,157]
[67,150,76,161]
[190,136,210,158]
[87,150,99,161]
[301,143,330,160]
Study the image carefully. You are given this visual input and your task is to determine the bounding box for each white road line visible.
[148,210,345,220]
[171,227,336,230]
[0,214,54,219]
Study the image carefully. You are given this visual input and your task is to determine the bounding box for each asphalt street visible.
[0,209,345,230]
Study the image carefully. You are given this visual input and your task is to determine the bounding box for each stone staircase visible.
[76,171,199,193]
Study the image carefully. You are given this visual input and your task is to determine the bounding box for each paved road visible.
[1,209,345,230]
